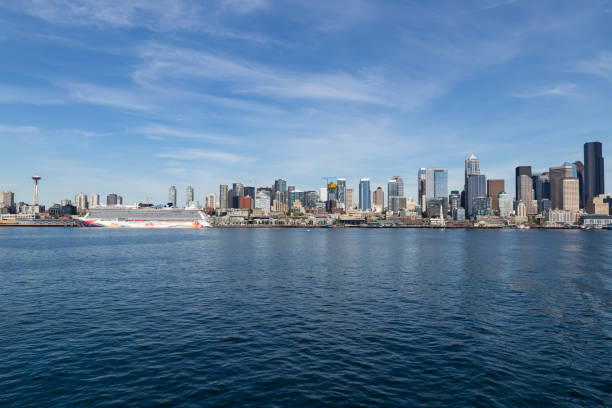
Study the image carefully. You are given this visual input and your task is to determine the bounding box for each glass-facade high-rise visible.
[336,178,346,209]
[186,185,194,206]
[219,185,228,209]
[388,176,404,212]
[467,174,487,217]
[584,142,604,204]
[359,178,371,211]
[421,168,448,213]
[168,185,177,207]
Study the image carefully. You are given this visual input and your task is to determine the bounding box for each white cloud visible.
[134,124,241,144]
[65,82,156,110]
[0,85,66,105]
[510,83,577,98]
[156,148,248,163]
[577,51,612,81]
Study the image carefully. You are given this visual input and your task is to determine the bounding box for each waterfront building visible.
[346,188,354,210]
[549,164,573,209]
[205,194,216,210]
[515,166,532,202]
[582,214,612,228]
[0,190,15,210]
[244,186,255,202]
[574,161,585,209]
[255,190,271,211]
[89,193,100,208]
[169,185,177,207]
[327,182,338,212]
[75,193,88,212]
[466,174,487,217]
[304,190,318,208]
[498,192,513,217]
[239,196,252,210]
[487,179,504,214]
[106,193,119,206]
[585,194,611,215]
[373,186,384,212]
[561,178,580,212]
[417,168,427,209]
[584,142,605,204]
[453,207,466,221]
[472,196,493,217]
[387,176,404,212]
[359,178,371,211]
[186,185,194,206]
[545,210,578,225]
[336,178,346,209]
[318,187,328,203]
[219,185,228,209]
[464,154,480,207]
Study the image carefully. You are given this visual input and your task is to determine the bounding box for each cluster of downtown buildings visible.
[0,141,608,227]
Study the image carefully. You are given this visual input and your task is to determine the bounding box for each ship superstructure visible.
[80,206,210,228]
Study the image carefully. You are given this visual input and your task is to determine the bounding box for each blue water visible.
[1,228,610,407]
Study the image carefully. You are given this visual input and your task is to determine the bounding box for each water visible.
[1,228,610,407]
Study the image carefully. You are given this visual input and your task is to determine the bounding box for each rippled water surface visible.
[1,228,611,407]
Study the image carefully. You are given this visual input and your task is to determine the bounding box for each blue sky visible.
[0,0,611,206]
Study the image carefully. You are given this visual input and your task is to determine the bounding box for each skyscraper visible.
[75,193,88,211]
[106,193,119,206]
[219,185,228,209]
[336,178,346,209]
[584,142,604,204]
[346,188,354,210]
[487,179,504,214]
[1,191,15,210]
[421,168,448,213]
[534,173,550,203]
[417,168,427,209]
[274,179,287,205]
[373,186,384,212]
[205,194,216,210]
[562,178,580,212]
[464,154,480,208]
[519,174,535,214]
[467,174,487,217]
[549,164,573,209]
[387,176,404,211]
[498,192,513,217]
[89,193,100,208]
[515,166,532,201]
[359,178,371,211]
[573,161,585,209]
[169,185,177,207]
[186,185,194,206]
[326,182,337,212]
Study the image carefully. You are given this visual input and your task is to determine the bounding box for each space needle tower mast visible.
[32,174,41,205]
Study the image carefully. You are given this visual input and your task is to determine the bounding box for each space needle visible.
[32,174,41,205]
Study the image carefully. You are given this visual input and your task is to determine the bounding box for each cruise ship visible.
[79,205,210,228]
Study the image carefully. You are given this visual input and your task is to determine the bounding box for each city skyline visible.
[1,1,612,203]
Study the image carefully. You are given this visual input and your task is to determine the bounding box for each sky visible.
[0,0,611,206]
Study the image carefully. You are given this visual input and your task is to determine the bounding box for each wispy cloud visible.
[577,51,612,81]
[0,84,65,105]
[64,82,156,110]
[510,83,577,98]
[134,124,240,144]
[156,148,248,163]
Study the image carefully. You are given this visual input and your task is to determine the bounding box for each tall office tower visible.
[573,161,585,209]
[487,179,504,214]
[318,187,328,202]
[359,178,371,211]
[464,154,480,205]
[232,183,244,198]
[255,190,271,211]
[75,193,88,211]
[449,191,461,213]
[304,191,318,208]
[549,164,573,209]
[515,166,532,201]
[89,193,100,208]
[1,190,15,208]
[346,188,354,210]
[227,189,236,208]
[467,174,487,217]
[244,186,255,202]
[373,186,384,212]
[219,185,228,209]
[562,178,580,212]
[518,174,535,213]
[117,195,123,205]
[584,142,604,204]
[274,179,287,204]
[205,194,216,210]
[169,185,177,207]
[32,174,41,205]
[336,178,347,209]
[498,192,514,217]
[387,176,404,211]
[326,182,337,212]
[421,168,448,213]
[106,193,119,206]
[418,168,427,209]
[534,173,550,203]
[186,185,194,206]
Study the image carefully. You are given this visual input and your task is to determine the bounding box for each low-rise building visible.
[581,214,612,228]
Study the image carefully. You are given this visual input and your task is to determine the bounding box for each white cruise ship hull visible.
[79,207,211,228]
[81,219,209,228]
